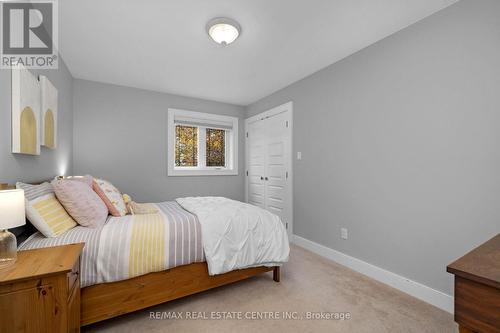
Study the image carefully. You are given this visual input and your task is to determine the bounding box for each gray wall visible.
[246,0,500,295]
[73,79,245,202]
[0,60,74,184]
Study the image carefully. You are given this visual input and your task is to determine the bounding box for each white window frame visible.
[168,108,238,176]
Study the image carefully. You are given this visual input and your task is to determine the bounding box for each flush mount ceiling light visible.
[206,17,241,45]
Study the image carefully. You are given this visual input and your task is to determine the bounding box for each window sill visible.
[168,168,238,177]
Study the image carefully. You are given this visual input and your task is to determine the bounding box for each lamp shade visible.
[0,189,26,229]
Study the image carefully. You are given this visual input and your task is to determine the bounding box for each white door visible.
[264,111,289,219]
[245,102,293,237]
[247,118,267,209]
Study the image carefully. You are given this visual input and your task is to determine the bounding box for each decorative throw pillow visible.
[122,193,133,214]
[122,193,132,204]
[16,182,76,237]
[66,175,93,187]
[52,179,108,228]
[128,202,159,215]
[16,182,53,200]
[93,179,127,217]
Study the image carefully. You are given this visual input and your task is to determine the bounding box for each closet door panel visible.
[247,120,267,209]
[264,112,289,220]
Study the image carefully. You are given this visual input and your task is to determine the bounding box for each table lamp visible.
[0,189,25,269]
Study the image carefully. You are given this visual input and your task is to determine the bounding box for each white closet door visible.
[247,118,267,208]
[245,102,292,237]
[264,111,289,222]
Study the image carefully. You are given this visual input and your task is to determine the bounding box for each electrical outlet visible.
[297,152,302,160]
[341,228,348,240]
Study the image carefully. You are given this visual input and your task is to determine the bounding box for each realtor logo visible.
[1,0,58,69]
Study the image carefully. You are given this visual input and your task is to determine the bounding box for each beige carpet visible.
[83,245,457,333]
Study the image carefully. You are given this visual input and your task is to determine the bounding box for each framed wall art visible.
[11,64,41,155]
[40,75,58,149]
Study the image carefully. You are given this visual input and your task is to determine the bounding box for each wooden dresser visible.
[0,243,84,333]
[447,234,500,333]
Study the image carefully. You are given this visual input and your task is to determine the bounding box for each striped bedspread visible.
[19,201,204,287]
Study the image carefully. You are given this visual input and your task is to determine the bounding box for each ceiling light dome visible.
[206,18,241,45]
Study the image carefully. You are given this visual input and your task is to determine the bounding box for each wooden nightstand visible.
[447,234,500,333]
[0,243,84,333]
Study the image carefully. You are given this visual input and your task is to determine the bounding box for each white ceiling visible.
[60,0,459,106]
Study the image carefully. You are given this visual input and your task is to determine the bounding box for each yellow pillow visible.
[122,193,132,204]
[26,193,77,237]
[127,202,158,215]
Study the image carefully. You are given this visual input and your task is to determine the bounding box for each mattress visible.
[19,201,204,287]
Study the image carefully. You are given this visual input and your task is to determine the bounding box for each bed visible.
[18,198,289,325]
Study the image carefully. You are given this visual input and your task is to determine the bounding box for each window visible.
[175,125,198,167]
[168,109,238,176]
[174,125,226,167]
[206,128,226,167]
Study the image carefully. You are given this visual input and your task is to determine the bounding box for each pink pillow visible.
[66,175,93,187]
[52,179,108,228]
[93,179,127,217]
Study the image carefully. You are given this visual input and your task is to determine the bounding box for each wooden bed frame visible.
[81,263,280,326]
[1,183,282,326]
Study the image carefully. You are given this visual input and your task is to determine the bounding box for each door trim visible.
[245,101,293,238]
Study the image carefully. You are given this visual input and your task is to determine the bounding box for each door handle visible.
[260,176,264,180]
[265,177,269,181]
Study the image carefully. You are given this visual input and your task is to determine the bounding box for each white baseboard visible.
[292,234,454,314]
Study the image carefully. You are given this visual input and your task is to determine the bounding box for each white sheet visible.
[176,196,290,275]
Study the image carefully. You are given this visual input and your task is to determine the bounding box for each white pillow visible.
[26,193,77,237]
[92,179,127,217]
